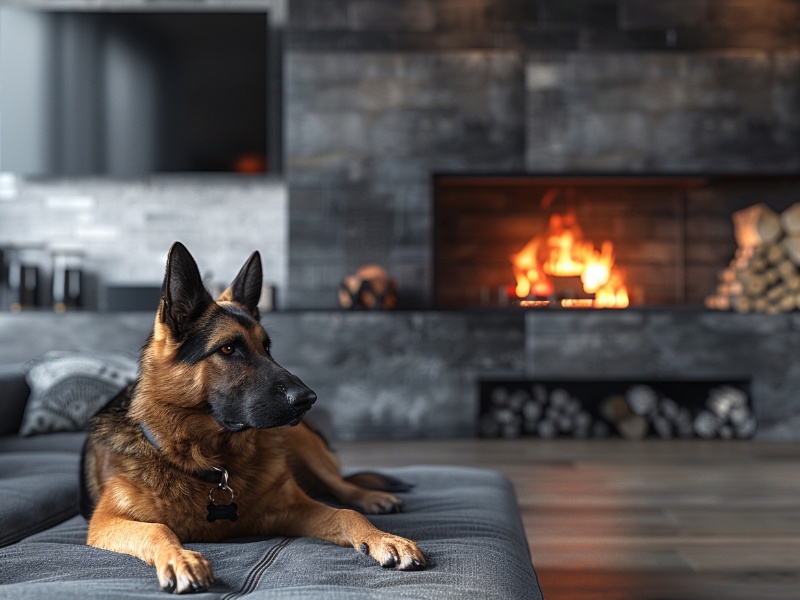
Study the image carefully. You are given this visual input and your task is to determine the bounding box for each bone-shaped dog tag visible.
[207,501,239,522]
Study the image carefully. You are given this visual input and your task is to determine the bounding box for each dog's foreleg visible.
[273,494,426,570]
[286,423,405,514]
[87,495,214,594]
[322,477,406,515]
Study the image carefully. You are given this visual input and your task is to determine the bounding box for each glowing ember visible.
[511,210,629,308]
[519,299,551,308]
[560,298,594,308]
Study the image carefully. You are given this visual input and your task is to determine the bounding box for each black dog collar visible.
[139,421,162,451]
[138,422,225,484]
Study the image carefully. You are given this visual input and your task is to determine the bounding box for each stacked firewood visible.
[479,383,756,440]
[706,203,800,314]
[479,384,604,439]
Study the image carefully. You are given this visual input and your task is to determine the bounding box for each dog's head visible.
[141,242,316,432]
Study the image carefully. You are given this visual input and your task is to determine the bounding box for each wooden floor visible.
[335,439,800,600]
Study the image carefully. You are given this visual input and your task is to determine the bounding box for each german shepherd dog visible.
[81,242,426,594]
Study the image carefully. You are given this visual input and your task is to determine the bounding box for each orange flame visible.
[511,211,629,308]
[511,236,554,298]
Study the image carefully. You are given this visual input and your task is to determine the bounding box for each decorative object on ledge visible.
[479,380,755,440]
[257,283,277,313]
[2,242,47,311]
[338,264,397,310]
[707,202,800,313]
[51,245,85,312]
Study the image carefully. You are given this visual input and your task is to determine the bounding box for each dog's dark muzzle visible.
[212,379,317,432]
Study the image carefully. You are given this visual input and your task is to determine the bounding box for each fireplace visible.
[433,174,800,310]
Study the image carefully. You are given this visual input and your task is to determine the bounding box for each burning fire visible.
[511,211,629,308]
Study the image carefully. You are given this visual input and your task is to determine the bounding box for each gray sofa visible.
[0,361,543,599]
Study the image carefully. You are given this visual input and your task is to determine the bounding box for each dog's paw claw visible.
[360,534,426,571]
[159,575,176,593]
[380,546,399,568]
[156,549,214,594]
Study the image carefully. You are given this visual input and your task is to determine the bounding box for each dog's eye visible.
[220,345,235,356]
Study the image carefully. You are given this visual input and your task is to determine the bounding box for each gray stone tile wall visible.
[0,310,525,440]
[4,0,800,440]
[265,311,525,439]
[285,0,800,308]
[0,177,288,308]
[287,0,800,52]
[1,0,800,310]
[525,51,800,172]
[525,309,800,435]
[285,51,525,308]
[4,308,800,439]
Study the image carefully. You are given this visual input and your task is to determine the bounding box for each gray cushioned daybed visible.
[0,362,543,599]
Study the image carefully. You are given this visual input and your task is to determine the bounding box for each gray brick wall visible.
[285,51,524,308]
[285,0,800,309]
[526,51,800,172]
[0,310,525,440]
[2,0,800,309]
[0,177,288,308]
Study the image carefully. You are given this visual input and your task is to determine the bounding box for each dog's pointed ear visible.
[218,250,262,319]
[160,242,213,337]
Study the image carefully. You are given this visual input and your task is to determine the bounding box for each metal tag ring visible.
[209,484,236,505]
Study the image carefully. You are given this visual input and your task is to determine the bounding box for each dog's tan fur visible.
[82,243,425,594]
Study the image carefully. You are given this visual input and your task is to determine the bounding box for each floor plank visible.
[334,439,800,599]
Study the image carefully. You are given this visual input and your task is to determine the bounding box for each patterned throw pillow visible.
[20,351,139,436]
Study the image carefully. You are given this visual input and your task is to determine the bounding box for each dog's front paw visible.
[358,534,426,570]
[356,490,404,515]
[155,549,214,594]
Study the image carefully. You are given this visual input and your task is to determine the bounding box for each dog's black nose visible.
[287,385,317,411]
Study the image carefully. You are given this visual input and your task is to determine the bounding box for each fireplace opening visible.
[433,174,800,310]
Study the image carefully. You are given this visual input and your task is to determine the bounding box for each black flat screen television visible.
[0,9,268,176]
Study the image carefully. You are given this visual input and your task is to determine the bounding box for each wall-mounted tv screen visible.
[0,9,268,176]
